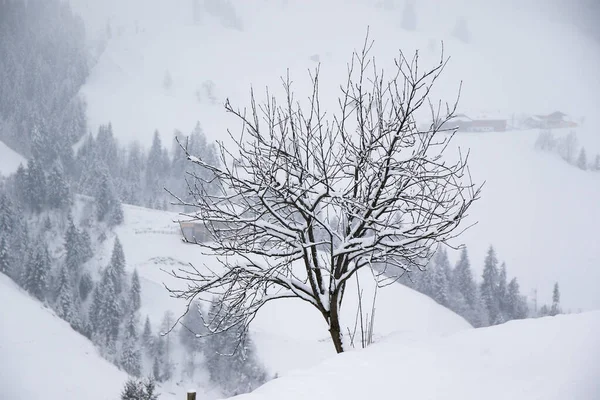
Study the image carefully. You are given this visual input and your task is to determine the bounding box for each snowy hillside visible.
[107,203,471,375]
[236,311,600,400]
[0,140,25,176]
[68,0,600,312]
[0,274,128,400]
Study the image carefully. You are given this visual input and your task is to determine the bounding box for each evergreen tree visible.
[23,240,50,301]
[453,247,477,307]
[121,377,158,400]
[129,269,141,312]
[78,271,94,302]
[539,304,550,317]
[0,192,15,234]
[576,148,588,170]
[203,300,267,396]
[26,157,47,212]
[64,212,82,275]
[179,300,205,352]
[142,316,154,353]
[96,169,123,225]
[55,264,79,328]
[593,154,600,171]
[480,246,501,324]
[550,282,561,316]
[89,266,122,346]
[110,237,126,295]
[0,234,10,275]
[506,277,528,320]
[497,262,508,322]
[430,250,450,307]
[120,312,142,377]
[46,159,70,209]
[157,311,174,381]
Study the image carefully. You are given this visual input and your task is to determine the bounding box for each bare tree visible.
[167,37,480,354]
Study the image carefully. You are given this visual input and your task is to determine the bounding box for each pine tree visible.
[430,250,450,307]
[506,277,528,320]
[89,266,122,346]
[64,212,81,275]
[179,300,205,352]
[78,271,94,302]
[96,169,123,225]
[496,262,508,322]
[55,264,79,328]
[110,237,126,295]
[593,154,600,171]
[121,377,158,400]
[480,246,501,324]
[453,247,477,307]
[142,316,154,353]
[120,312,142,377]
[0,235,10,275]
[157,311,174,381]
[46,159,70,209]
[204,300,267,396]
[550,282,561,316]
[23,241,50,301]
[576,148,588,170]
[26,157,47,212]
[0,192,15,235]
[129,269,141,312]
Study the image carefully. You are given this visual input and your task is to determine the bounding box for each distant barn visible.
[444,113,507,132]
[178,220,206,243]
[525,111,578,129]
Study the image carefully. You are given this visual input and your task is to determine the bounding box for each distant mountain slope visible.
[0,274,128,400]
[103,204,471,376]
[0,140,25,176]
[236,311,600,400]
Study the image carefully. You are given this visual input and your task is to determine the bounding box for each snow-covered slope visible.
[108,204,471,376]
[0,140,25,176]
[70,0,600,312]
[0,274,128,400]
[235,311,600,400]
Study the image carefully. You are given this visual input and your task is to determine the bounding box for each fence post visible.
[187,391,197,400]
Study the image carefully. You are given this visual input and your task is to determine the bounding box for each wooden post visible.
[187,391,197,400]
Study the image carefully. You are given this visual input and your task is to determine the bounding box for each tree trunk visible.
[329,292,345,353]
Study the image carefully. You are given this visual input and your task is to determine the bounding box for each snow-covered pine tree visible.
[89,266,122,348]
[26,157,47,213]
[96,169,123,225]
[129,269,141,312]
[0,192,15,235]
[64,212,81,274]
[142,316,154,354]
[506,277,528,320]
[110,236,126,295]
[157,311,174,381]
[430,252,450,307]
[496,262,508,323]
[179,300,206,378]
[593,154,600,171]
[550,282,561,316]
[480,246,501,324]
[576,148,588,170]
[46,159,71,209]
[453,247,477,308]
[78,271,94,302]
[120,312,142,377]
[0,234,10,275]
[54,264,79,328]
[203,300,267,396]
[23,240,50,301]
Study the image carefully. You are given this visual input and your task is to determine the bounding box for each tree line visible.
[403,245,563,327]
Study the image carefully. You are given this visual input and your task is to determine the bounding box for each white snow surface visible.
[235,311,600,400]
[0,274,129,400]
[0,140,25,176]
